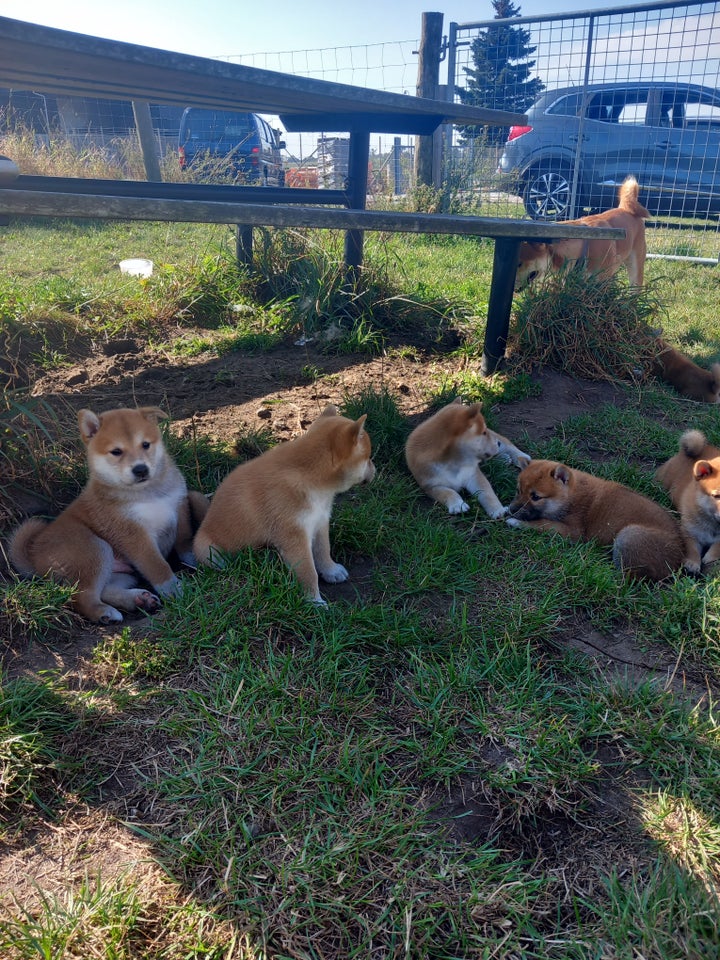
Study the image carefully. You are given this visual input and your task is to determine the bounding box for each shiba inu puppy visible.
[9,406,208,623]
[404,398,530,518]
[656,430,720,573]
[506,459,685,582]
[193,405,375,603]
[651,340,720,403]
[515,177,649,290]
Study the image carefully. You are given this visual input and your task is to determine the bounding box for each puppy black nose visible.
[132,463,149,480]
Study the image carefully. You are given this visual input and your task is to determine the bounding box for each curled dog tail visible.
[617,176,650,219]
[680,429,707,459]
[8,518,47,576]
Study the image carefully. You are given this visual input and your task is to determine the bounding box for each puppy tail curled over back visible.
[8,518,48,577]
[680,429,707,459]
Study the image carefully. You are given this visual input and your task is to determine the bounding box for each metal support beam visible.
[343,130,371,279]
[481,237,521,375]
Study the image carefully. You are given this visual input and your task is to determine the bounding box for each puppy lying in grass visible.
[405,398,530,518]
[506,459,685,582]
[651,339,720,403]
[193,405,375,604]
[9,406,208,623]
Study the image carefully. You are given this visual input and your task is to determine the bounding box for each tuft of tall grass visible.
[512,268,665,382]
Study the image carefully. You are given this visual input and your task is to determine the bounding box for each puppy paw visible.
[177,550,198,570]
[516,453,532,469]
[309,596,329,607]
[134,590,161,613]
[320,563,349,583]
[683,559,702,576]
[155,575,181,598]
[98,606,124,624]
[505,517,523,529]
[488,505,509,520]
[447,499,470,515]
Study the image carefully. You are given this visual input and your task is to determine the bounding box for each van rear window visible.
[183,111,253,141]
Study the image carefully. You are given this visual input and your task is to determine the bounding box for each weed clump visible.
[511,268,663,382]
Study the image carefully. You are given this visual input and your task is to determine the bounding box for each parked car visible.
[178,108,286,186]
[497,81,720,220]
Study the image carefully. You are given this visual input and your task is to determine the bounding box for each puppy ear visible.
[694,460,715,480]
[351,414,368,441]
[451,397,464,406]
[138,406,168,423]
[552,464,571,485]
[77,409,101,444]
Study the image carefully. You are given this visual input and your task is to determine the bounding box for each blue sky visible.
[0,0,626,59]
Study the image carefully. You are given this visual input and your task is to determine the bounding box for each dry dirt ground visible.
[1,335,714,939]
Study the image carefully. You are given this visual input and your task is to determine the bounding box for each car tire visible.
[523,163,577,220]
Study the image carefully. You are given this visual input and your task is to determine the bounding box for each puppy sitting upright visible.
[193,405,375,604]
[656,430,720,573]
[9,406,207,623]
[405,398,530,518]
[507,460,685,582]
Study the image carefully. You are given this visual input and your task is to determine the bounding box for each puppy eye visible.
[110,448,123,457]
[530,491,541,502]
[142,441,151,450]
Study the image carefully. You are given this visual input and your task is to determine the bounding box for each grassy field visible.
[1,216,720,959]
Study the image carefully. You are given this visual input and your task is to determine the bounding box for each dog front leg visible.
[113,530,180,598]
[312,522,349,584]
[279,528,323,603]
[467,469,506,519]
[499,441,531,470]
[424,484,470,514]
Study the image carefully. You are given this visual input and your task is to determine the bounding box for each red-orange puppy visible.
[516,176,649,290]
[193,405,375,604]
[9,406,208,622]
[656,430,720,572]
[405,398,530,518]
[507,459,685,582]
[651,340,720,403]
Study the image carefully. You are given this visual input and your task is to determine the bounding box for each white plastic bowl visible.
[119,258,154,278]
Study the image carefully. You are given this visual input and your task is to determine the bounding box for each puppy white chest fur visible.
[299,491,333,535]
[429,460,478,492]
[125,493,181,546]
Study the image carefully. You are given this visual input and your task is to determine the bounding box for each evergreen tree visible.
[457,0,545,144]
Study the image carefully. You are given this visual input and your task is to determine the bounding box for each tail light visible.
[507,125,533,142]
[251,145,259,166]
[178,145,186,169]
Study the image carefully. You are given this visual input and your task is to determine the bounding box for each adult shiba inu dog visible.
[515,177,649,290]
[9,406,208,623]
[506,459,685,582]
[651,340,720,403]
[193,405,375,604]
[405,398,531,518]
[656,430,720,573]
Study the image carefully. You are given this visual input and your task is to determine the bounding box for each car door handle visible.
[568,135,589,143]
[655,140,676,150]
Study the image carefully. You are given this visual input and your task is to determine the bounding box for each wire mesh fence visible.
[2,1,720,262]
[449,0,720,261]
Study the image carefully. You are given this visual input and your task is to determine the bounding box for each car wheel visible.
[523,164,575,220]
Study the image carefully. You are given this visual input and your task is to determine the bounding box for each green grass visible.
[2,217,720,958]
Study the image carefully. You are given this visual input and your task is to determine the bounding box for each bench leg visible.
[344,130,370,282]
[236,224,253,267]
[481,236,521,375]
